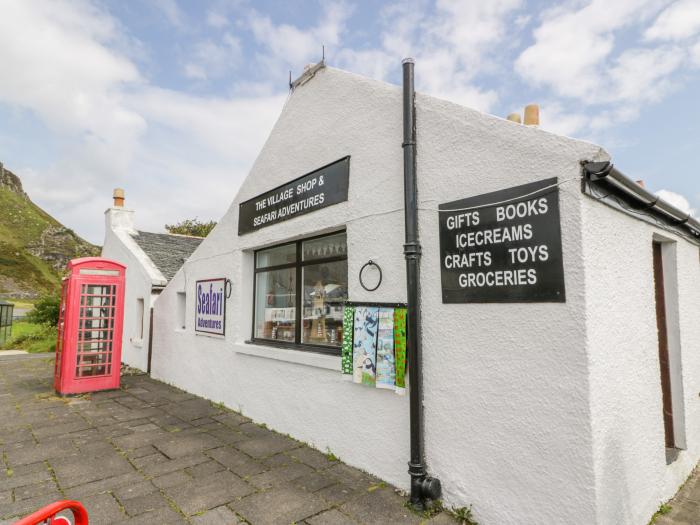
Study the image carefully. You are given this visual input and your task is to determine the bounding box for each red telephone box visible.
[54,257,126,395]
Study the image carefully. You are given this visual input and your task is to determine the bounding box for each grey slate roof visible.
[130,231,203,282]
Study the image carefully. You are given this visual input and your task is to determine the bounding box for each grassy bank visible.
[0,321,56,353]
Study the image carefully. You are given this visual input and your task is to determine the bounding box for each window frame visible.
[251,230,348,356]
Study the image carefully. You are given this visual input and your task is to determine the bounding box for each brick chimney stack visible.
[113,188,125,207]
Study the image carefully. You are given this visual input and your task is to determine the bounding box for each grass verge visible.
[0,321,56,353]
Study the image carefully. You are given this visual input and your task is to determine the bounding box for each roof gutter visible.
[582,161,700,242]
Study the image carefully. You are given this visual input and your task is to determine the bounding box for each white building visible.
[102,193,203,372]
[150,63,700,525]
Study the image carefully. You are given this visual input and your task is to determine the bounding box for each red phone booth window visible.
[54,257,126,395]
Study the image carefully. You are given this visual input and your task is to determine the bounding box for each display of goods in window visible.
[253,232,348,351]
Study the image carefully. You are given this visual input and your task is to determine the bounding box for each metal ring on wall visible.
[359,260,382,292]
[225,279,233,298]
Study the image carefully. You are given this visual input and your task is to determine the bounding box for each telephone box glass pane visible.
[76,284,116,377]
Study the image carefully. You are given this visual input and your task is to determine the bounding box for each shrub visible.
[26,294,61,326]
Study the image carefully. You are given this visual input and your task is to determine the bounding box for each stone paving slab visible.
[654,464,700,525]
[0,356,458,524]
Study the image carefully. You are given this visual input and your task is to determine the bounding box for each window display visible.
[253,231,347,352]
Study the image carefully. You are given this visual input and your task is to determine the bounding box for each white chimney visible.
[105,188,135,233]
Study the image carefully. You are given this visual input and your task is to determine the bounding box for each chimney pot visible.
[113,188,125,207]
[506,112,522,124]
[524,104,540,126]
[636,180,645,188]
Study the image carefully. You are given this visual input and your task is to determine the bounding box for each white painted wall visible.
[582,198,700,525]
[150,66,699,524]
[102,207,165,371]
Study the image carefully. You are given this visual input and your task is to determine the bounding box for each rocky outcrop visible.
[26,226,99,272]
[0,161,99,298]
[0,163,28,199]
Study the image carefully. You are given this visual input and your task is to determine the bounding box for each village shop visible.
[148,62,700,525]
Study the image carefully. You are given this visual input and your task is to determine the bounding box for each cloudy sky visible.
[1,0,698,244]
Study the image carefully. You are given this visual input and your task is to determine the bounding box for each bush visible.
[165,218,216,237]
[26,294,61,326]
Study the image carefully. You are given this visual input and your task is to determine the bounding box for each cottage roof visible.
[129,231,203,282]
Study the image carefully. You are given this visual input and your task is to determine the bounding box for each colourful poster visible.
[376,308,395,389]
[341,306,354,375]
[352,307,378,386]
[394,308,407,392]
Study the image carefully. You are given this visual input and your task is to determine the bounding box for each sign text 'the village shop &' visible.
[238,157,350,235]
[438,178,566,303]
[195,278,227,335]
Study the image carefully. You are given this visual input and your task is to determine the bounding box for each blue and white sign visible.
[195,278,227,336]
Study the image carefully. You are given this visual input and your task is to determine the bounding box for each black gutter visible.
[582,161,700,241]
[402,58,441,509]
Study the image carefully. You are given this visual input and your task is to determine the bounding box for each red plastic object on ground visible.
[14,500,88,524]
[54,257,126,395]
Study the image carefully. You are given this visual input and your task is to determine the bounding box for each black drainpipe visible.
[402,57,441,509]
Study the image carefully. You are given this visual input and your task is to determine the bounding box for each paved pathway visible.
[0,356,456,524]
[653,464,700,525]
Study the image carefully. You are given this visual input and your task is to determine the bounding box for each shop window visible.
[253,231,347,354]
[177,292,186,330]
[652,240,686,454]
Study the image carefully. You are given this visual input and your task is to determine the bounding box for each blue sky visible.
[1,0,699,243]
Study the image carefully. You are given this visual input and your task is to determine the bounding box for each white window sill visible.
[195,331,225,339]
[234,342,340,371]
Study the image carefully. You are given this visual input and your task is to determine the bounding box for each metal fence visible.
[0,301,14,345]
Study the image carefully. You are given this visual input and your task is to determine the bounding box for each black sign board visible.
[438,178,565,303]
[238,157,350,235]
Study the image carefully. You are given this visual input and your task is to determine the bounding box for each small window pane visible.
[256,243,296,269]
[303,232,347,261]
[255,268,296,342]
[301,260,348,346]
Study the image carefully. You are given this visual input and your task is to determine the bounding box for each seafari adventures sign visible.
[238,157,350,235]
[438,178,565,303]
[195,278,226,335]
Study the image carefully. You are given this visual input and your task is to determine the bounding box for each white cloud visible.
[0,0,285,243]
[516,0,672,100]
[513,0,698,136]
[183,33,242,80]
[206,10,229,28]
[152,0,186,29]
[656,189,695,215]
[248,2,352,68]
[334,0,523,113]
[691,39,700,66]
[538,103,589,137]
[645,0,700,41]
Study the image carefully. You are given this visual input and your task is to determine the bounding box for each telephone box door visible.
[54,258,125,395]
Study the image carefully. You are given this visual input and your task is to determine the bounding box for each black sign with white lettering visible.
[238,157,350,235]
[438,178,565,303]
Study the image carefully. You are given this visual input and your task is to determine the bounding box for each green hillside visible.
[0,164,99,298]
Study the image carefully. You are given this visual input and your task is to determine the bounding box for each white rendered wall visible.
[150,66,670,524]
[102,208,164,371]
[582,198,700,525]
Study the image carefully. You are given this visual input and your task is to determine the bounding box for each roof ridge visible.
[135,230,204,240]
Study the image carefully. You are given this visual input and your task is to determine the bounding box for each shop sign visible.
[438,178,565,303]
[195,278,226,335]
[238,157,350,235]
